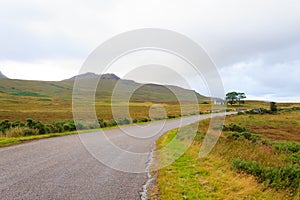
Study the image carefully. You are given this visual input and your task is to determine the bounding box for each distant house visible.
[214,99,226,105]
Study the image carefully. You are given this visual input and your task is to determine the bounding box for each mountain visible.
[0,73,207,103]
[0,71,8,79]
[0,73,209,122]
[67,72,99,80]
[66,72,120,81]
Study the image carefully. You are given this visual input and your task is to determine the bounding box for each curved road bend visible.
[0,113,234,199]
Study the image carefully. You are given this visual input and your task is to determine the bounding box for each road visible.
[0,113,232,199]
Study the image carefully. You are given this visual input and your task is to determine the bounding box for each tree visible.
[270,102,278,112]
[237,92,246,105]
[226,92,247,106]
[226,92,238,105]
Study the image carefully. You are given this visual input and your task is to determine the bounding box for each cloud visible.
[0,59,82,81]
[0,0,299,101]
[220,59,300,101]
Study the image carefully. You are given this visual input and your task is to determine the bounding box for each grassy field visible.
[1,77,299,123]
[0,78,210,122]
[151,109,300,199]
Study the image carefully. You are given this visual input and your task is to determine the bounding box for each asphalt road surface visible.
[0,113,232,200]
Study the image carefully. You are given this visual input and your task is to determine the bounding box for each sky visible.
[0,0,299,102]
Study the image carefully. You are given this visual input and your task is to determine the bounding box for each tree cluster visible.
[226,92,247,105]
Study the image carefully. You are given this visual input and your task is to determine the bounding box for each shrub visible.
[86,122,99,129]
[223,123,247,133]
[63,124,71,131]
[227,132,261,142]
[116,118,131,125]
[34,122,47,134]
[11,121,25,128]
[232,158,300,192]
[287,153,300,164]
[26,118,36,129]
[291,107,300,111]
[98,119,107,128]
[270,102,278,112]
[0,119,11,134]
[66,120,76,131]
[106,119,117,127]
[167,115,176,119]
[133,118,151,123]
[51,121,64,132]
[74,121,86,130]
[273,142,300,154]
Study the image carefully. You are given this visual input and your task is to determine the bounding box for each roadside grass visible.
[152,110,300,199]
[0,114,198,148]
[0,131,78,147]
[0,123,134,147]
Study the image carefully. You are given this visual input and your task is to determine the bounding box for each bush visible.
[106,119,117,127]
[232,158,300,192]
[270,102,278,112]
[11,121,25,128]
[273,142,300,154]
[167,115,176,119]
[50,121,64,132]
[116,118,131,125]
[34,122,47,134]
[66,120,76,131]
[291,107,300,111]
[227,132,261,142]
[133,118,150,123]
[26,118,36,129]
[74,121,86,130]
[98,119,107,128]
[63,124,71,131]
[223,123,247,133]
[0,119,11,134]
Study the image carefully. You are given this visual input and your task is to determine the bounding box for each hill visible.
[0,73,208,122]
[0,71,8,79]
[0,73,207,102]
[66,72,121,81]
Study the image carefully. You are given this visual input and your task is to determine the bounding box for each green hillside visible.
[0,74,208,122]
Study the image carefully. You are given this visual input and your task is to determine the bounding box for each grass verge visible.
[151,110,300,199]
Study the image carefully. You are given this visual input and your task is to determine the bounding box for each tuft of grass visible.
[5,127,39,137]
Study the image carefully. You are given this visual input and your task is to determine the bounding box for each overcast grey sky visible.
[0,0,299,102]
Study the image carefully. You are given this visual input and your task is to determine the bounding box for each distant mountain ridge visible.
[66,72,120,81]
[0,72,208,103]
[0,71,8,79]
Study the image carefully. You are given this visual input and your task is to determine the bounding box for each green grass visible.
[0,131,78,147]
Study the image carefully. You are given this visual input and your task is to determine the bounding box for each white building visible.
[214,99,227,105]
